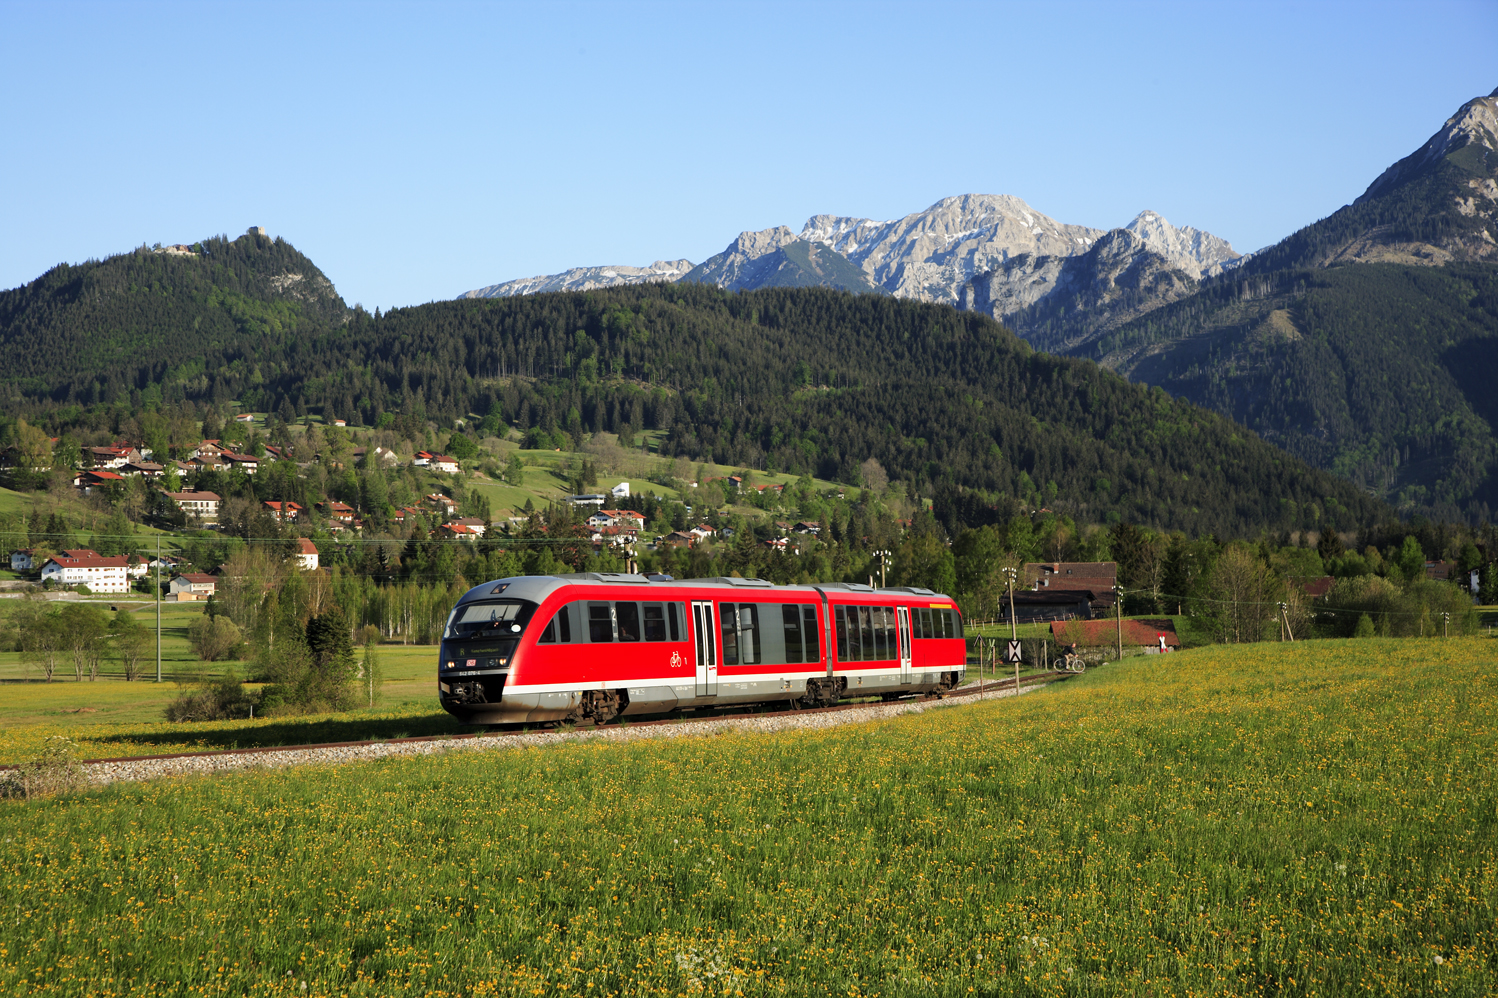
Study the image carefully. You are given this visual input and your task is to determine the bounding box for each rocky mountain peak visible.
[460,259,694,299]
[1123,210,1242,277]
[1357,87,1498,204]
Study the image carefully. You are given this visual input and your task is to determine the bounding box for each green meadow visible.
[1,638,1494,996]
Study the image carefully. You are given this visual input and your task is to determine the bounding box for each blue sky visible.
[2,0,1494,310]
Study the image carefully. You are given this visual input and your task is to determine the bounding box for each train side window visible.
[952,608,964,638]
[803,606,820,662]
[643,603,666,642]
[940,608,953,639]
[918,607,932,638]
[834,607,849,660]
[539,616,556,643]
[588,603,614,643]
[738,603,761,665]
[669,603,682,641]
[720,604,739,665]
[881,607,897,657]
[617,602,641,642]
[857,607,874,662]
[781,605,803,664]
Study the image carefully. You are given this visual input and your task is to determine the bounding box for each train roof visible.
[453,573,957,608]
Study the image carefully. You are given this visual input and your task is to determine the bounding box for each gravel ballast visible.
[52,681,1041,789]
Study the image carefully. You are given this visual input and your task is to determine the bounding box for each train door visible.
[897,606,913,684]
[692,600,717,696]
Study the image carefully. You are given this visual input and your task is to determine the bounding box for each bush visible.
[15,736,88,798]
[1322,576,1478,637]
[165,671,256,722]
[188,615,244,662]
[1354,613,1376,638]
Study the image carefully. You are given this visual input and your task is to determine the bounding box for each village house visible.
[430,454,460,474]
[317,501,356,523]
[75,469,127,492]
[86,445,142,469]
[413,451,433,467]
[425,493,459,515]
[793,521,821,535]
[1051,619,1181,652]
[661,530,695,549]
[439,523,480,542]
[220,452,260,472]
[234,413,255,423]
[592,524,638,550]
[164,488,221,522]
[119,461,165,477]
[1001,589,1097,624]
[688,524,716,542]
[332,419,347,427]
[393,505,426,525]
[41,549,130,593]
[11,549,35,571]
[450,517,488,536]
[1024,561,1118,613]
[168,573,218,600]
[295,538,319,571]
[588,509,646,530]
[262,500,304,523]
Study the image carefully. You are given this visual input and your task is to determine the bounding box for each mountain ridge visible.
[457,195,1239,307]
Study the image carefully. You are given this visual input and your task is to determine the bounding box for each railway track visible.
[0,671,1075,788]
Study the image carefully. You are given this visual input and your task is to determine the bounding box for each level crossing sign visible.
[1005,640,1023,664]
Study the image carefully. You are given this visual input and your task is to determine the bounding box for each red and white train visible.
[437,573,968,725]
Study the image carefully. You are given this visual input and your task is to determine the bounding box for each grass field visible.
[0,604,450,765]
[1,637,1494,995]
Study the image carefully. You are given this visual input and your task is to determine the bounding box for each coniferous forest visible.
[0,232,1386,539]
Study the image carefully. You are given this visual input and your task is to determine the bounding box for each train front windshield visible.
[440,600,539,673]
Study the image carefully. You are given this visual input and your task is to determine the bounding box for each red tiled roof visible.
[1050,619,1180,648]
[1290,576,1335,598]
[48,550,129,569]
[296,538,318,554]
[175,573,217,584]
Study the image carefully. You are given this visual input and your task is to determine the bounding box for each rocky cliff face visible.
[954,210,1241,351]
[461,259,694,299]
[1358,87,1498,205]
[797,194,1106,302]
[458,195,1237,312]
[1123,211,1241,277]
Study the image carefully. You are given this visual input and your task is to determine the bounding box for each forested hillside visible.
[1088,262,1498,522]
[0,230,346,408]
[0,235,1385,537]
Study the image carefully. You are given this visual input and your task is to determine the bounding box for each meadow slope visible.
[1,638,1495,996]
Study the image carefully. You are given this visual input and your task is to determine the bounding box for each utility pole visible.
[1003,566,1018,642]
[1114,583,1123,660]
[1279,602,1295,643]
[874,549,891,589]
[1443,611,1450,639]
[155,533,162,683]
